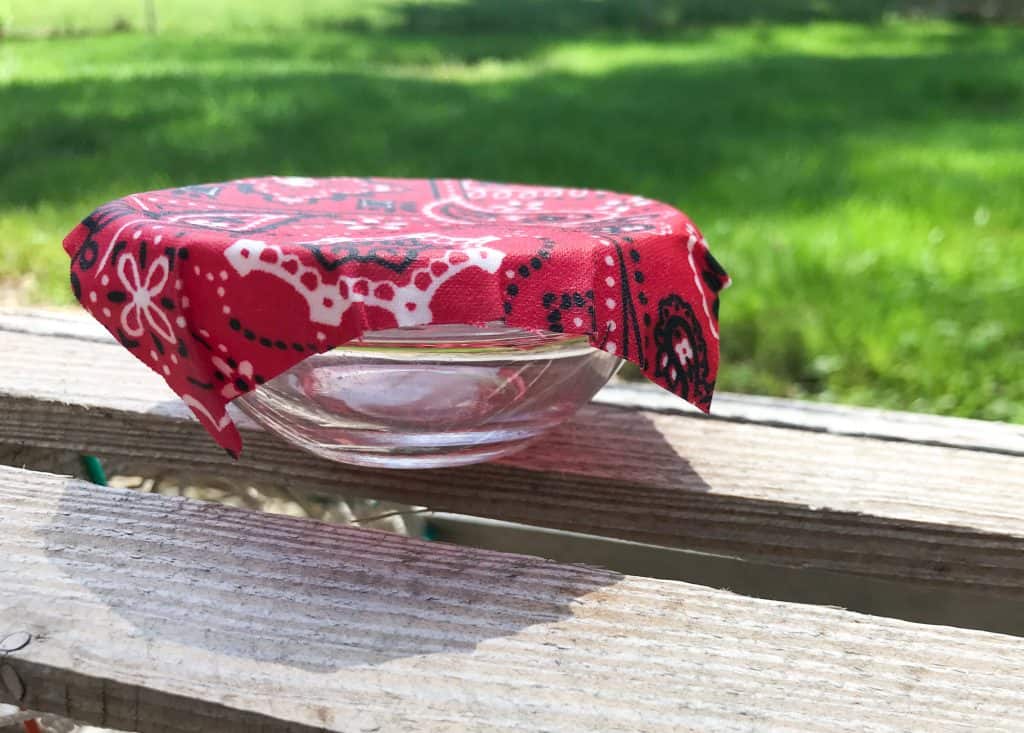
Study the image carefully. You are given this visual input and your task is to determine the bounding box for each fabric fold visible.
[65,176,729,455]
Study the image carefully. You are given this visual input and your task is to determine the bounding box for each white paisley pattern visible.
[117,254,176,343]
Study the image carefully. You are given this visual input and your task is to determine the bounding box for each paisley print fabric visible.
[64,177,729,455]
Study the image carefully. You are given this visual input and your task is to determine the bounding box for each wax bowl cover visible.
[64,177,730,456]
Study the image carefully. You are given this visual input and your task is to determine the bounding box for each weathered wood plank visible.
[601,381,1024,456]
[4,308,1021,455]
[2,311,1024,597]
[2,467,1023,733]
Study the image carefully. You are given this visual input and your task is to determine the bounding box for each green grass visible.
[1,6,1022,421]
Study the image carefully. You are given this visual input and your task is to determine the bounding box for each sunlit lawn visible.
[1,10,1022,420]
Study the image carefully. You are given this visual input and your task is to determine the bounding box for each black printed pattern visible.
[653,294,712,408]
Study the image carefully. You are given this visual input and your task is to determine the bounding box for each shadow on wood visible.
[37,478,622,673]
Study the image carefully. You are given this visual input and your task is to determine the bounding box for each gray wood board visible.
[3,467,1024,732]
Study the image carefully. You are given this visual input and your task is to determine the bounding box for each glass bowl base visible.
[267,433,539,470]
[237,323,621,469]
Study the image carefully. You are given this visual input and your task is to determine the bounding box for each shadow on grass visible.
[2,40,1021,210]
[326,0,1024,34]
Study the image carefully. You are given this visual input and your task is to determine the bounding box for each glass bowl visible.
[236,322,621,469]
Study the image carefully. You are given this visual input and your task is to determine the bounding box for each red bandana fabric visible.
[64,177,729,456]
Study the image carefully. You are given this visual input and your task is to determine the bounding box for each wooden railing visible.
[1,309,1023,731]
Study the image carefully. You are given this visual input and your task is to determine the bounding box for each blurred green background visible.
[1,1,1021,420]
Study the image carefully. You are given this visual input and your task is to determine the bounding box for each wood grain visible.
[601,381,1024,456]
[5,308,1021,455]
[2,311,1024,597]
[2,467,1024,733]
